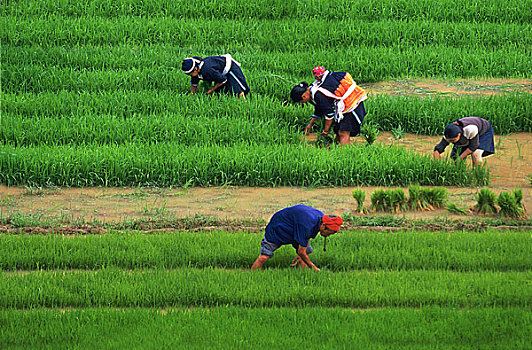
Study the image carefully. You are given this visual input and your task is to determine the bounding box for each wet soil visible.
[1,79,530,227]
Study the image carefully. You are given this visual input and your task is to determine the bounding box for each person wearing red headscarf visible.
[290,70,367,145]
[251,205,343,271]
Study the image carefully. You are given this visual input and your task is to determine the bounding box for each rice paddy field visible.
[1,0,532,348]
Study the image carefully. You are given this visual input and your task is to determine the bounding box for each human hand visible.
[291,256,307,268]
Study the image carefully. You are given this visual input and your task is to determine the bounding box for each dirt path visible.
[1,132,529,224]
[364,78,532,96]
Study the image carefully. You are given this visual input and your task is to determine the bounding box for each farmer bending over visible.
[290,70,367,146]
[181,55,250,98]
[251,205,343,271]
[433,117,495,166]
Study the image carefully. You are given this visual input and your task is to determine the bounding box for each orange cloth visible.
[334,73,367,113]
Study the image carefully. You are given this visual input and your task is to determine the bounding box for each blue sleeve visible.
[434,137,449,153]
[190,76,200,86]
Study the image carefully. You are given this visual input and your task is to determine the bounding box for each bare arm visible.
[297,245,320,271]
[433,150,441,159]
[304,117,320,135]
[460,148,473,160]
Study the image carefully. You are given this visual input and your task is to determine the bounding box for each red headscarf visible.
[312,66,326,79]
[322,215,343,232]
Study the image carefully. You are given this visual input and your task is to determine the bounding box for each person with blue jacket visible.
[251,205,343,271]
[181,55,250,98]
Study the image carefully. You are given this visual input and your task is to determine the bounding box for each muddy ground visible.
[1,79,530,226]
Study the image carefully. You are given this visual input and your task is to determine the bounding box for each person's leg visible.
[338,130,351,145]
[227,68,249,97]
[252,238,278,270]
[252,254,271,270]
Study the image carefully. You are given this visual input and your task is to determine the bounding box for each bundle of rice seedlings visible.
[513,189,524,208]
[371,189,387,212]
[475,188,498,215]
[315,134,334,148]
[424,187,448,209]
[408,185,427,210]
[361,121,379,145]
[389,188,407,213]
[351,188,367,213]
[497,191,526,218]
[445,203,469,215]
[371,188,406,213]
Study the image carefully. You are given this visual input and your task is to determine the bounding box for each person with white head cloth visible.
[181,55,250,99]
[433,117,495,166]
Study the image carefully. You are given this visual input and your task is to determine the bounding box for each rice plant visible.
[392,124,405,140]
[497,190,526,219]
[1,307,531,350]
[423,187,448,209]
[351,189,367,213]
[361,121,380,145]
[445,203,469,215]
[475,188,498,215]
[408,186,447,210]
[513,189,524,208]
[314,134,334,148]
[371,188,407,213]
[408,185,428,210]
[1,268,529,308]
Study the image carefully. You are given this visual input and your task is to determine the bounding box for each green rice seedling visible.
[351,188,367,213]
[475,188,498,215]
[7,0,532,24]
[408,185,428,210]
[445,203,469,215]
[390,189,407,213]
[371,188,406,213]
[314,134,334,148]
[0,142,488,187]
[371,189,387,212]
[1,268,529,308]
[2,229,532,272]
[497,191,526,219]
[513,189,524,208]
[361,121,379,145]
[1,307,531,350]
[392,124,405,140]
[4,92,531,135]
[423,187,448,209]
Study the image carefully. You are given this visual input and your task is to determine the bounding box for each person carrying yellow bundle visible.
[290,69,367,146]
